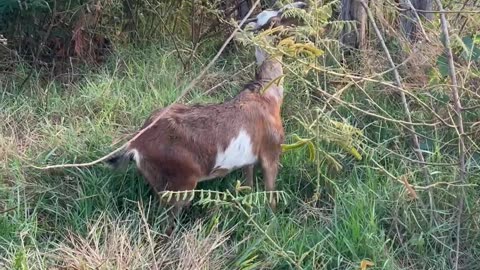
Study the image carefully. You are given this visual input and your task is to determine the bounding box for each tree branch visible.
[434,0,467,268]
[359,0,436,222]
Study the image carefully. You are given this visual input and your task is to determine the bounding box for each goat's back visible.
[127,89,284,180]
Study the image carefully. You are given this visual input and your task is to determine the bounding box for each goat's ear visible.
[255,10,279,29]
[255,46,268,65]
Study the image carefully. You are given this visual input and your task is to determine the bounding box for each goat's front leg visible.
[260,156,280,211]
[244,165,255,188]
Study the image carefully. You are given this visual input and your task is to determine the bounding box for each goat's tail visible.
[105,146,134,170]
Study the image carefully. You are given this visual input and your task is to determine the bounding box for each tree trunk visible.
[340,0,368,49]
[400,0,433,41]
[417,0,434,20]
[237,0,252,20]
[122,0,138,41]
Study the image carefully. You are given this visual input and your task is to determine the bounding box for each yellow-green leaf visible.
[360,259,374,270]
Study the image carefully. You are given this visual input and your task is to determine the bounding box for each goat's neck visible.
[255,55,284,102]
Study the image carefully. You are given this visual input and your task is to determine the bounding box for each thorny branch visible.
[289,56,456,128]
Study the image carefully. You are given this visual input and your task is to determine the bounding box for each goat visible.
[243,1,308,31]
[106,44,285,231]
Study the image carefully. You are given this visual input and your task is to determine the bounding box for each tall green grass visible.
[1,40,479,270]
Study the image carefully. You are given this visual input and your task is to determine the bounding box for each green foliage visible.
[2,1,480,269]
[13,250,28,270]
[160,186,289,209]
[282,134,316,161]
[456,34,480,61]
[435,33,480,78]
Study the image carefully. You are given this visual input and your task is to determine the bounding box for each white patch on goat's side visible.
[128,149,141,167]
[213,129,257,172]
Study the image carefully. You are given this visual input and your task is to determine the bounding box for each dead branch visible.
[284,63,442,128]
[434,0,467,268]
[369,159,474,191]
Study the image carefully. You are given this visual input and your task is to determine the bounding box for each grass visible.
[1,39,479,270]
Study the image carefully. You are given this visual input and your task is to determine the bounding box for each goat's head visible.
[243,1,308,90]
[252,40,284,103]
[255,45,283,82]
[243,1,308,32]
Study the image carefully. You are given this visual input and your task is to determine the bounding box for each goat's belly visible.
[199,129,257,182]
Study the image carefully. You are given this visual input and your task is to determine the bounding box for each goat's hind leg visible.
[243,165,255,188]
[137,161,184,235]
[162,200,188,236]
[159,177,198,236]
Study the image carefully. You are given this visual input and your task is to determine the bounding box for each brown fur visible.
[109,52,284,233]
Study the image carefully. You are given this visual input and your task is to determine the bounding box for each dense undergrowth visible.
[2,0,480,269]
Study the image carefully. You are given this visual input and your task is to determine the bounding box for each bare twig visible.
[284,63,440,128]
[395,7,480,13]
[417,9,480,13]
[287,56,456,128]
[284,64,447,132]
[0,207,16,214]
[359,0,436,222]
[369,159,474,191]
[29,0,262,170]
[434,0,467,268]
[454,0,473,22]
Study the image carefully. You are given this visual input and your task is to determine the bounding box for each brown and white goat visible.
[106,46,284,227]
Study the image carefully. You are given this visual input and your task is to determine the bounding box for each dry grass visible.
[51,213,233,270]
[402,34,444,87]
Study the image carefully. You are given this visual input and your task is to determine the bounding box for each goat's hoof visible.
[165,225,175,237]
[269,200,277,212]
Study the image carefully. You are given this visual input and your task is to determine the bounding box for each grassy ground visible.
[1,40,479,270]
